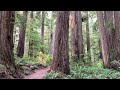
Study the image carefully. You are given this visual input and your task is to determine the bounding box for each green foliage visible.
[15,56,39,65]
[15,11,23,27]
[38,52,52,65]
[15,52,52,66]
[45,71,64,79]
[45,63,120,79]
[110,49,117,61]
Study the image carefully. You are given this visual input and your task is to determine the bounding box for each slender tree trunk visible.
[98,39,103,59]
[0,11,16,77]
[41,11,45,53]
[49,28,55,55]
[85,11,91,61]
[71,11,84,62]
[17,11,28,58]
[49,14,53,55]
[97,11,110,68]
[51,11,70,74]
[49,26,56,56]
[28,11,34,57]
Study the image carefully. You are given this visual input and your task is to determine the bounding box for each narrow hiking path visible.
[23,66,50,79]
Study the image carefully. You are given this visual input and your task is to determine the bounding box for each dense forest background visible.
[0,11,120,79]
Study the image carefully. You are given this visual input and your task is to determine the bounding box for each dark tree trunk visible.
[86,11,90,52]
[97,11,110,68]
[85,11,91,60]
[41,11,45,53]
[51,11,70,75]
[0,11,16,77]
[71,11,84,62]
[17,11,28,58]
[28,11,34,57]
[98,39,103,59]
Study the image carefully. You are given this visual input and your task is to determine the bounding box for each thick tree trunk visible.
[28,11,34,57]
[104,11,116,61]
[17,11,28,58]
[41,11,45,53]
[0,11,16,77]
[97,11,110,68]
[51,11,70,74]
[71,11,84,62]
[114,11,120,60]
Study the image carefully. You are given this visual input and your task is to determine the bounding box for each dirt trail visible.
[23,66,50,79]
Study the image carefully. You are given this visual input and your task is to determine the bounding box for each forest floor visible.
[23,66,50,79]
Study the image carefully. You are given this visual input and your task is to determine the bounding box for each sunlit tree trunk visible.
[28,11,34,57]
[17,11,28,58]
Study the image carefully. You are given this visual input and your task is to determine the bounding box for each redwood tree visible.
[104,11,116,61]
[51,11,70,74]
[17,11,28,58]
[71,11,84,62]
[114,11,120,60]
[0,11,16,76]
[97,11,110,68]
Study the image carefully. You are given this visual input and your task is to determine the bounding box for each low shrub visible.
[45,63,120,79]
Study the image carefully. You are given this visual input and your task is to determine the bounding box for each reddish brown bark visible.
[71,11,84,62]
[51,11,70,74]
[104,11,116,61]
[114,11,120,60]
[0,11,16,75]
[97,11,110,68]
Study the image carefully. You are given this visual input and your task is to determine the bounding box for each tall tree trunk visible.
[41,11,45,53]
[49,15,53,55]
[51,11,70,74]
[104,11,116,61]
[114,11,120,60]
[85,11,91,60]
[0,11,16,77]
[49,28,55,55]
[28,11,34,57]
[49,25,56,56]
[71,11,84,62]
[17,11,28,58]
[97,11,110,68]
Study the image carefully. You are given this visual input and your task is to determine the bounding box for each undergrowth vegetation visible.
[15,52,52,66]
[45,62,120,79]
